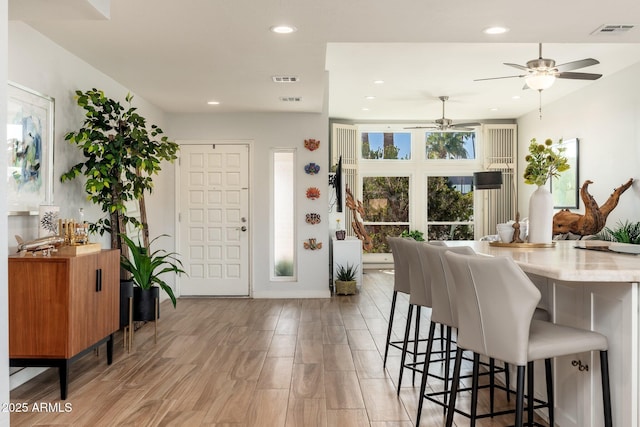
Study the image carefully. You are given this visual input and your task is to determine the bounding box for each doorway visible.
[177,143,250,296]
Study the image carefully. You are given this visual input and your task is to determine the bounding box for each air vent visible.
[279,96,302,102]
[272,76,300,83]
[592,24,635,35]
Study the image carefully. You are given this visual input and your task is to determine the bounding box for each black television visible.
[329,156,343,212]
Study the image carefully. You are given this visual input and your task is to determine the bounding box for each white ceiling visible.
[9,0,640,122]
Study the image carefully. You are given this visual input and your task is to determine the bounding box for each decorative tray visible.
[57,242,102,256]
[574,242,640,255]
[489,241,556,248]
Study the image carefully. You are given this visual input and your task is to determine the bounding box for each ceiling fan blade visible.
[556,71,602,80]
[555,58,600,72]
[452,122,481,128]
[504,62,530,71]
[474,75,525,82]
[404,125,439,129]
[449,126,474,131]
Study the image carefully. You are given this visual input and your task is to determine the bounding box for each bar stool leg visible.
[383,291,398,367]
[416,321,437,426]
[600,351,612,427]
[397,304,414,395]
[490,358,495,416]
[527,361,534,426]
[515,365,525,427]
[412,306,421,386]
[445,347,464,427]
[545,358,554,427]
[443,326,452,413]
[505,362,511,402]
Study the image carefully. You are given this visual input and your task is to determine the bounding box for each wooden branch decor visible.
[345,186,373,251]
[553,178,634,236]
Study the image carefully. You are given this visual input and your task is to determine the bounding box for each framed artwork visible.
[7,82,55,215]
[551,138,579,209]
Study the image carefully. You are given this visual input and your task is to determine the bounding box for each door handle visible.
[96,269,102,292]
[240,226,247,232]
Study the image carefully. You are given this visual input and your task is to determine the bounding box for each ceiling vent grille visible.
[592,24,635,35]
[279,96,302,102]
[272,76,300,83]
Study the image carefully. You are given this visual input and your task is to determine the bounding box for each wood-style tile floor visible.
[10,270,549,426]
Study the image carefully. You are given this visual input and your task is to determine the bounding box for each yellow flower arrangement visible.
[523,138,570,186]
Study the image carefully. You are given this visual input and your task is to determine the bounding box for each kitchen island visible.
[444,240,638,427]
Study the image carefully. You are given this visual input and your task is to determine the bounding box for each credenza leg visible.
[59,360,69,400]
[107,333,114,365]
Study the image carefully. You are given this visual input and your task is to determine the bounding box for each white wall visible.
[167,112,330,298]
[517,63,640,226]
[1,0,11,424]
[7,21,176,260]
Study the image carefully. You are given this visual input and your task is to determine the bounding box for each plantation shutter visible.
[481,124,517,236]
[331,123,358,237]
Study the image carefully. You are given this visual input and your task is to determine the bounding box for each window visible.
[425,131,476,160]
[354,125,483,257]
[271,150,295,279]
[361,176,409,253]
[361,132,411,160]
[426,176,474,240]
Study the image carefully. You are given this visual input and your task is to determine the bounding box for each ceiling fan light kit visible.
[525,73,556,90]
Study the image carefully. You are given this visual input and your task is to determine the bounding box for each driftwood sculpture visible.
[345,186,373,251]
[553,178,634,236]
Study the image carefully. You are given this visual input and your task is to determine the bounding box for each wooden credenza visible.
[8,249,120,399]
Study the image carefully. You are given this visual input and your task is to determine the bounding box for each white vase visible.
[528,185,554,243]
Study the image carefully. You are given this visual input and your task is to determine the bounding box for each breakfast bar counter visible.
[444,240,639,427]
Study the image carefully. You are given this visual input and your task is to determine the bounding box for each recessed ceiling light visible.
[365,96,376,100]
[362,107,370,111]
[270,25,297,34]
[207,101,220,105]
[373,80,385,85]
[489,107,499,111]
[483,26,509,35]
[512,95,521,100]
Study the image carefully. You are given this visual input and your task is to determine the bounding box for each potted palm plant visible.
[335,263,358,295]
[120,233,186,321]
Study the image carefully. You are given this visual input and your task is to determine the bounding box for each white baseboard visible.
[252,289,331,298]
[10,367,49,390]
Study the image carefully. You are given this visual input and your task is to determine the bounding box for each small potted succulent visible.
[335,263,358,295]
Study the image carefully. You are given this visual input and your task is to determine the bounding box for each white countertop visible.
[442,240,640,282]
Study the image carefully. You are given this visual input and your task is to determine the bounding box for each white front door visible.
[178,143,250,296]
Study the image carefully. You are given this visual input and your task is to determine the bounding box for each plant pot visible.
[335,280,357,295]
[335,230,346,240]
[133,286,160,322]
[120,279,134,328]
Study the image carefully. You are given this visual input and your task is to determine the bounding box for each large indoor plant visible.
[61,89,180,254]
[523,138,569,243]
[120,233,186,321]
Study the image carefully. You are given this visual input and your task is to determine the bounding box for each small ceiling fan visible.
[405,96,480,131]
[475,43,602,90]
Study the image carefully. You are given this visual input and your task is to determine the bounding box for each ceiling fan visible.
[475,43,602,90]
[405,96,480,131]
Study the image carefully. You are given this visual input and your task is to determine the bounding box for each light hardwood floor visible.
[10,270,549,426]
